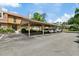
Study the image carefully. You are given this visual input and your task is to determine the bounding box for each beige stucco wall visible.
[0,13,8,23]
[8,16,14,23]
[0,13,28,30]
[16,18,21,24]
[7,15,22,24]
[0,24,8,28]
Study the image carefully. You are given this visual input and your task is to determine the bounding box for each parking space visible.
[0,33,78,56]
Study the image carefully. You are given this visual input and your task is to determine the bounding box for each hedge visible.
[0,28,15,33]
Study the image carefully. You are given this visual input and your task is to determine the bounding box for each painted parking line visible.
[0,34,5,40]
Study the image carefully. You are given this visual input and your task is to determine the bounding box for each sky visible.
[0,3,79,23]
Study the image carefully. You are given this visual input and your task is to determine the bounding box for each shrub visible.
[0,28,15,33]
[6,28,15,33]
[69,25,79,31]
[0,28,7,33]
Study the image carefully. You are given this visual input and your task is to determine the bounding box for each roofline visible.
[3,11,54,26]
[3,11,28,19]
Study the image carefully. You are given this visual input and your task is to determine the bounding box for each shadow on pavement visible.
[74,40,79,43]
[76,36,79,38]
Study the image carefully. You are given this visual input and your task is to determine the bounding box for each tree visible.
[67,8,79,31]
[74,8,79,18]
[68,8,79,25]
[75,8,79,14]
[32,12,46,22]
[68,17,75,24]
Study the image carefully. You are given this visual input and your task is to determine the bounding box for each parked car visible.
[49,30,54,33]
[56,29,62,32]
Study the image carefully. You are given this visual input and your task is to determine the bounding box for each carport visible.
[21,18,55,37]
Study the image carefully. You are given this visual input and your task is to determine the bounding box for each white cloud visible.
[2,8,8,12]
[0,3,21,7]
[0,7,18,14]
[54,13,74,23]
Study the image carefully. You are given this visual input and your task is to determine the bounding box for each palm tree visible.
[74,8,79,18]
[32,12,46,22]
[75,8,79,14]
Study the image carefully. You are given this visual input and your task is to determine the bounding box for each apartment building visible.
[0,10,55,36]
[0,10,28,30]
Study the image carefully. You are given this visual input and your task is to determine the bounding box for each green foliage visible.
[68,8,79,25]
[67,8,79,31]
[68,17,75,24]
[32,12,46,22]
[0,28,15,33]
[75,8,79,14]
[6,28,15,33]
[69,24,79,31]
[0,28,6,33]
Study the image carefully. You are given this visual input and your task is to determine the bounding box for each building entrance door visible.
[12,24,17,30]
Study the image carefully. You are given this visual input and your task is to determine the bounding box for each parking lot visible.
[0,33,79,56]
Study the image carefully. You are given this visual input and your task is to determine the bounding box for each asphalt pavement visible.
[0,33,78,56]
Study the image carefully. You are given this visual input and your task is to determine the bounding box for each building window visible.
[0,11,3,19]
[0,13,1,17]
[12,24,17,30]
[13,17,16,23]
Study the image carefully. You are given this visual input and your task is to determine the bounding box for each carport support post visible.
[42,25,44,35]
[28,23,31,37]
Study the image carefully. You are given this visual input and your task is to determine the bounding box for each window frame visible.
[0,11,3,19]
[13,16,16,23]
